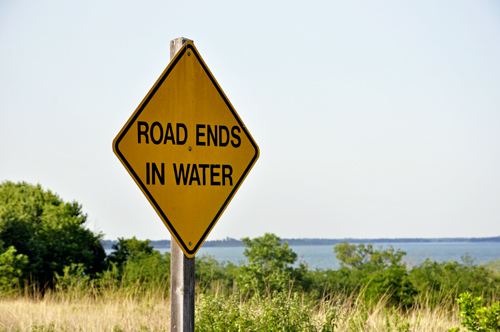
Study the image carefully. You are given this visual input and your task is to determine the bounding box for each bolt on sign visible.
[113,41,259,258]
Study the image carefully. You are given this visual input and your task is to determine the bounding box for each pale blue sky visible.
[1,1,499,240]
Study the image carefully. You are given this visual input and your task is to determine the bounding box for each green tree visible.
[334,242,406,271]
[0,181,106,289]
[106,237,154,267]
[236,233,306,296]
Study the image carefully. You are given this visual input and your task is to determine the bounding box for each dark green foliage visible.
[106,237,154,268]
[366,265,417,307]
[0,181,106,289]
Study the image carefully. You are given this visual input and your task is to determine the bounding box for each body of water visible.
[106,242,500,270]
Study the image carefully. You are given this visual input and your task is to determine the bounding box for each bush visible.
[409,257,500,307]
[236,233,307,296]
[54,263,90,297]
[100,237,171,296]
[196,291,320,332]
[0,246,29,296]
[448,292,500,332]
[121,251,171,295]
[195,254,237,295]
[307,242,416,306]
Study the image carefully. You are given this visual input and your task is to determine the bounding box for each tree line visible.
[1,180,499,310]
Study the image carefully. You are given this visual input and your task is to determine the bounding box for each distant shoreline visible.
[101,236,500,249]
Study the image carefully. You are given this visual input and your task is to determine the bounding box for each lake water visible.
[107,242,500,270]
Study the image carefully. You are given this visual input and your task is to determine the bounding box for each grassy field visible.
[0,293,170,332]
[0,290,462,332]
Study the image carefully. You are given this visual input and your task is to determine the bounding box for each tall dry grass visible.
[0,284,462,332]
[314,295,461,331]
[0,295,170,332]
[0,278,172,332]
[0,285,171,332]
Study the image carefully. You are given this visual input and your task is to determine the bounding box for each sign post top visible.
[113,41,259,257]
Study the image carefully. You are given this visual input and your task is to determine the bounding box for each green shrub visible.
[196,291,321,331]
[409,257,500,307]
[121,251,171,296]
[54,263,90,295]
[448,292,500,332]
[0,246,29,296]
[196,294,252,331]
[195,254,237,295]
[384,306,411,332]
[307,242,417,306]
[236,233,307,296]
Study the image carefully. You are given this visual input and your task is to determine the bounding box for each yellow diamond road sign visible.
[113,41,259,258]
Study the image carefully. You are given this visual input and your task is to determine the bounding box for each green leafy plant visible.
[320,300,340,332]
[448,292,500,332]
[30,322,55,332]
[54,263,90,294]
[347,309,368,332]
[384,306,410,332]
[196,294,252,331]
[196,291,322,332]
[0,246,28,296]
[195,254,237,295]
